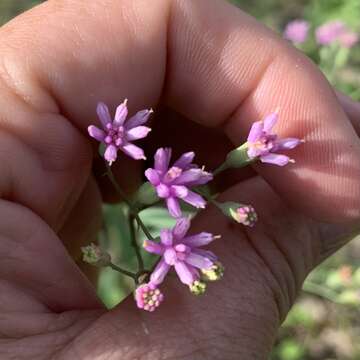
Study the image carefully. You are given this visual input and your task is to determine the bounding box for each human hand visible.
[0,0,360,359]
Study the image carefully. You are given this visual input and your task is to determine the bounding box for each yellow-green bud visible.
[135,181,158,206]
[201,262,224,282]
[219,201,257,227]
[81,243,111,267]
[189,280,207,296]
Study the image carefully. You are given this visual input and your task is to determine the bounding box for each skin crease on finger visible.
[0,0,359,359]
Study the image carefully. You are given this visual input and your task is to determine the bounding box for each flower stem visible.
[213,162,228,176]
[105,162,155,241]
[108,262,137,280]
[129,213,144,271]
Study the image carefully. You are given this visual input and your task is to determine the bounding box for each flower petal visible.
[164,248,177,265]
[173,151,195,169]
[247,146,262,159]
[186,171,213,186]
[114,99,128,125]
[96,102,112,128]
[88,125,106,142]
[126,126,151,141]
[160,228,173,246]
[263,112,278,133]
[172,168,201,185]
[185,252,213,270]
[104,144,118,165]
[173,217,191,240]
[154,148,172,173]
[150,259,170,285]
[192,248,217,262]
[182,232,214,247]
[156,184,170,198]
[121,143,146,160]
[247,121,264,143]
[260,153,291,166]
[182,191,206,209]
[174,261,196,285]
[166,197,182,218]
[144,168,160,185]
[171,185,188,199]
[125,109,152,129]
[272,137,303,151]
[143,240,164,255]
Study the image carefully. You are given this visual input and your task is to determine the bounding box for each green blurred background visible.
[1,1,359,359]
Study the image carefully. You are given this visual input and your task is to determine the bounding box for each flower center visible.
[164,244,191,265]
[163,166,182,183]
[249,133,277,154]
[104,123,125,147]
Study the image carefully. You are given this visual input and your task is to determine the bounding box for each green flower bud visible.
[189,280,207,296]
[81,243,111,267]
[135,181,158,206]
[218,201,257,227]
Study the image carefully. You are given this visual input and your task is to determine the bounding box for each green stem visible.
[105,163,132,206]
[133,213,155,240]
[129,213,144,271]
[109,262,137,281]
[303,281,339,303]
[213,162,228,176]
[105,163,155,241]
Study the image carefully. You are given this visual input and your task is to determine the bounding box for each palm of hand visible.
[0,0,359,359]
[0,112,346,360]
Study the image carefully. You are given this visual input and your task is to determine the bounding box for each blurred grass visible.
[1,1,360,359]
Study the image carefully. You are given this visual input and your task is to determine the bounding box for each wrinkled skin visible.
[0,0,360,359]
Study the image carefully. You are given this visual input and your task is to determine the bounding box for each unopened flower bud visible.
[219,201,257,227]
[189,280,207,296]
[81,243,111,267]
[135,181,159,206]
[135,282,164,312]
[201,262,224,282]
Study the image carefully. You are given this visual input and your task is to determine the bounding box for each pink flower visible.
[88,100,152,165]
[338,31,358,48]
[247,112,303,166]
[316,21,346,45]
[316,20,358,48]
[145,148,213,218]
[284,20,309,44]
[143,217,219,286]
[135,283,164,312]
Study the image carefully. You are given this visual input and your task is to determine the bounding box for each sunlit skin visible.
[0,0,360,359]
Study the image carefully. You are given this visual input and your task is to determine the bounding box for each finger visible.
[2,0,359,226]
[165,0,360,223]
[0,200,101,312]
[59,175,102,284]
[337,91,360,135]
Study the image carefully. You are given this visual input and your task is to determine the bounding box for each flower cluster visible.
[141,217,221,301]
[284,20,309,44]
[284,19,358,48]
[145,148,213,218]
[87,100,303,312]
[316,21,358,48]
